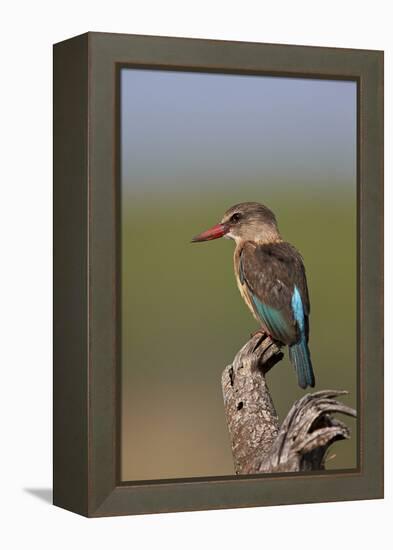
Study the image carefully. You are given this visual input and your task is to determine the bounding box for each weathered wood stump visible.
[222,333,356,474]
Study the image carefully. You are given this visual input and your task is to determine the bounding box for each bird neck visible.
[235,233,283,251]
[254,233,283,245]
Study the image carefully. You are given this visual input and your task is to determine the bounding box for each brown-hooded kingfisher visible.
[191,202,315,389]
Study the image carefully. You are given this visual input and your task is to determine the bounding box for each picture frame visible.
[53,32,383,517]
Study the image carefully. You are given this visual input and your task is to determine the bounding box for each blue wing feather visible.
[250,293,293,343]
[289,286,315,388]
[291,286,305,331]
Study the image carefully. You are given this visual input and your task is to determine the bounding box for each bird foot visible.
[250,328,269,339]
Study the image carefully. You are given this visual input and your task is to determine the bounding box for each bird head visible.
[191,202,281,245]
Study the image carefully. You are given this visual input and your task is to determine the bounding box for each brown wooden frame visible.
[53,32,383,517]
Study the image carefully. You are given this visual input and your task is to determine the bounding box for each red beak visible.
[191,223,228,243]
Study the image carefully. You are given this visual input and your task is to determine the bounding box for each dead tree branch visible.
[222,333,356,474]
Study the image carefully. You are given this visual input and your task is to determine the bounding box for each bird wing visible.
[239,241,310,345]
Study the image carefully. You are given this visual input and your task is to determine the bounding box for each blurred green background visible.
[120,70,357,481]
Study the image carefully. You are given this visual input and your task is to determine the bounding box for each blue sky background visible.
[121,69,356,200]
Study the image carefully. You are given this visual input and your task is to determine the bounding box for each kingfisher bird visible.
[191,202,315,389]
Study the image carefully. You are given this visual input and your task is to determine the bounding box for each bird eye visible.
[230,213,242,223]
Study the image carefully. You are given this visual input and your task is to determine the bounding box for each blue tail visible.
[289,338,315,389]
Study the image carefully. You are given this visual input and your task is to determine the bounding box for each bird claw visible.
[250,328,268,339]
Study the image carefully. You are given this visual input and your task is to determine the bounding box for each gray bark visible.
[222,333,356,474]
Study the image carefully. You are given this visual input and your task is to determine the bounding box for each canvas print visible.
[119,68,357,481]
